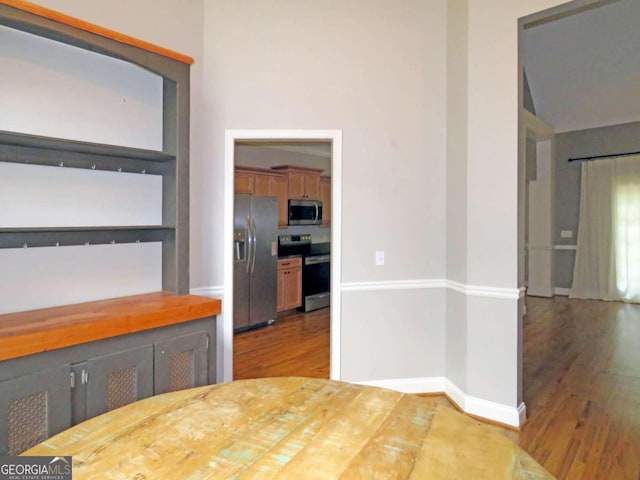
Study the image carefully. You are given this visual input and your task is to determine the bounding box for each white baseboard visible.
[554,287,571,296]
[190,285,224,298]
[443,379,525,427]
[357,376,524,428]
[341,279,522,300]
[357,377,446,394]
[461,394,525,428]
[518,402,527,426]
[526,288,554,298]
[443,378,466,408]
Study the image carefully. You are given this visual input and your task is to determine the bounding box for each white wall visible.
[0,243,162,313]
[445,0,469,392]
[0,25,163,149]
[441,0,578,420]
[202,0,447,284]
[0,163,162,228]
[459,0,584,414]
[203,0,448,384]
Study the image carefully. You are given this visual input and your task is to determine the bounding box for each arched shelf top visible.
[0,0,194,65]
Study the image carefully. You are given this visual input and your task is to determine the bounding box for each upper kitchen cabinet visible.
[234,166,288,228]
[234,169,255,194]
[272,166,322,201]
[320,176,331,228]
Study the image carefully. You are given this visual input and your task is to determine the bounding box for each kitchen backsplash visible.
[280,224,330,243]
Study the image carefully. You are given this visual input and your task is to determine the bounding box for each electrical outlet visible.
[560,230,573,238]
[375,251,385,266]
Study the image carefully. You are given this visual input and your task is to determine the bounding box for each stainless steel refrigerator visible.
[233,194,278,332]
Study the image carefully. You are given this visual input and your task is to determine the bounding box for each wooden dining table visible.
[24,377,553,479]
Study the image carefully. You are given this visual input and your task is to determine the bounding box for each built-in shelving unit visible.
[0,2,219,455]
[0,0,193,295]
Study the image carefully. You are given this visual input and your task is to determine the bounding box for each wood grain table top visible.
[24,377,554,479]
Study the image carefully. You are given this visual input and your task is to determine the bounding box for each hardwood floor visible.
[232,297,640,479]
[516,296,640,479]
[233,307,330,380]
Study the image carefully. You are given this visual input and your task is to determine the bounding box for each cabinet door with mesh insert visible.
[0,365,71,455]
[154,332,208,395]
[85,344,153,420]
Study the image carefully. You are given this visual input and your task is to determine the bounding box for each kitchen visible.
[232,141,331,378]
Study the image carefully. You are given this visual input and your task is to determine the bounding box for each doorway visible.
[223,130,342,383]
[519,0,631,406]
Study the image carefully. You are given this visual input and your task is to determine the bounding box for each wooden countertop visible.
[25,377,553,479]
[0,292,221,361]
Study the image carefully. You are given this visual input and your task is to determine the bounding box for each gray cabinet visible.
[70,346,154,425]
[0,317,215,455]
[85,345,155,421]
[154,332,208,395]
[0,366,71,455]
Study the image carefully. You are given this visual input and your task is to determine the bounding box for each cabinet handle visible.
[81,369,89,385]
[70,371,75,388]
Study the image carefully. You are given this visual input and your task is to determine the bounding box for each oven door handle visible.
[305,254,330,265]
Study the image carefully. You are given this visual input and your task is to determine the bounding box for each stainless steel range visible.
[278,235,330,312]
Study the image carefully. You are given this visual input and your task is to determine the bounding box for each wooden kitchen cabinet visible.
[320,176,331,227]
[235,167,288,228]
[255,173,288,228]
[253,172,276,196]
[270,176,289,228]
[272,166,323,200]
[278,257,302,312]
[234,170,255,194]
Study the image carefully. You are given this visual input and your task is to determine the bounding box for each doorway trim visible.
[224,129,342,383]
[523,109,555,297]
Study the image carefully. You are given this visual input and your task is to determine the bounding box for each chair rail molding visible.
[341,279,523,300]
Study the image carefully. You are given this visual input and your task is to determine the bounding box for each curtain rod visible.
[568,150,640,162]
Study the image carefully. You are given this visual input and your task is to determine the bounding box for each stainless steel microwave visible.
[288,199,323,225]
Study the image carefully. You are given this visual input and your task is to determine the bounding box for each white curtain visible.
[571,154,640,303]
